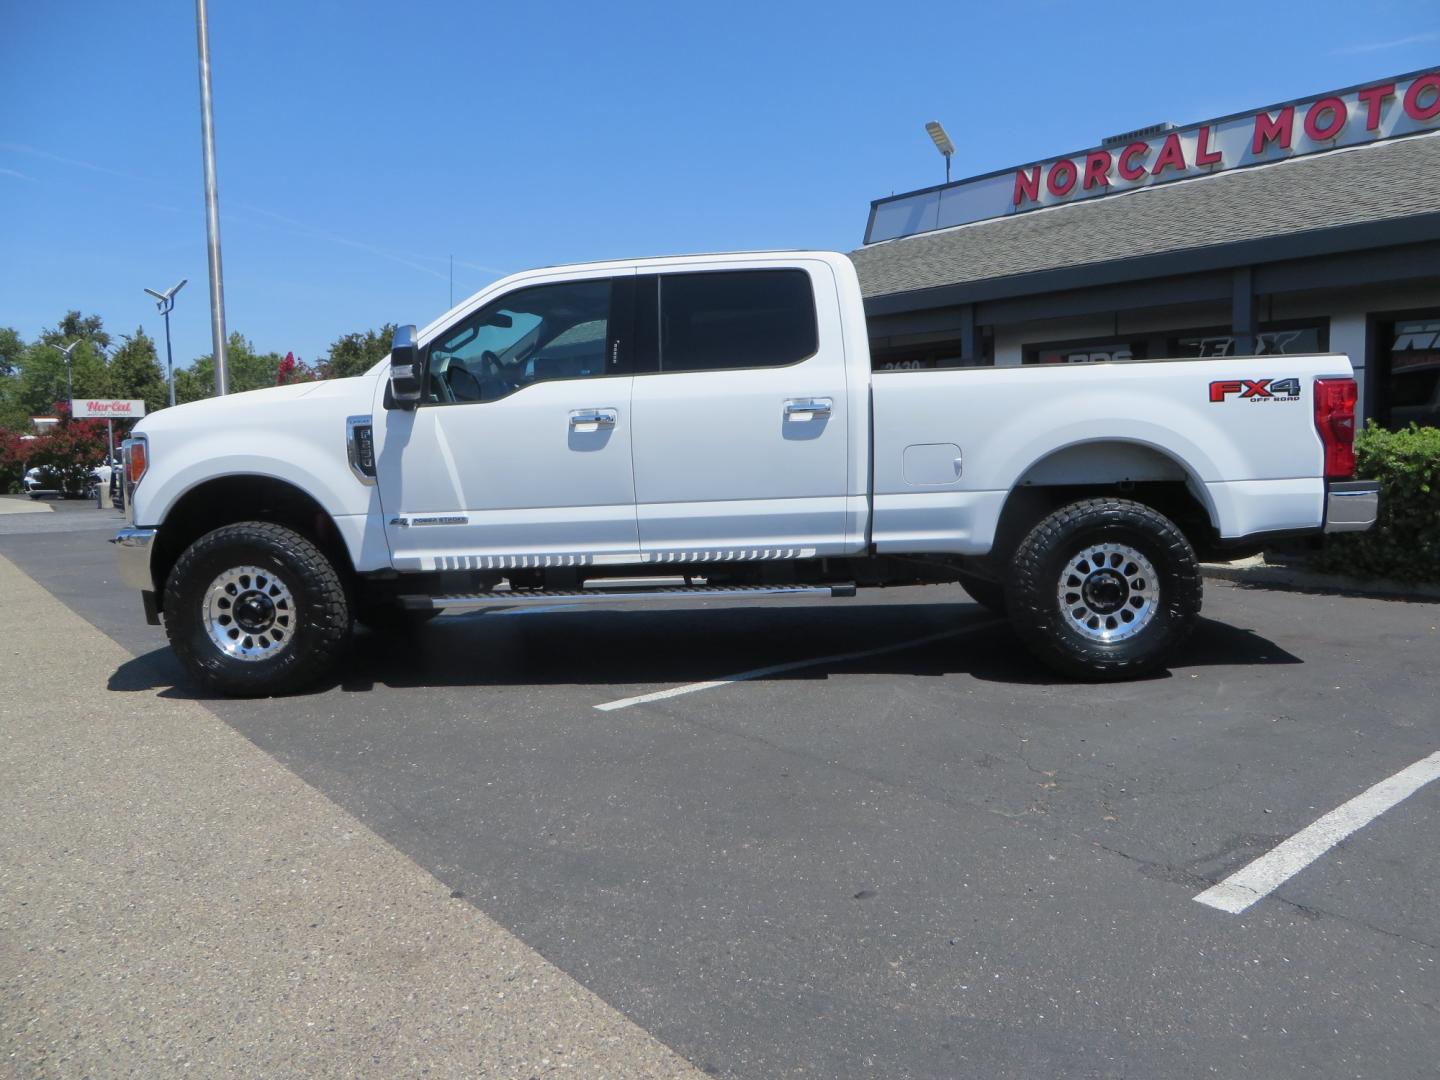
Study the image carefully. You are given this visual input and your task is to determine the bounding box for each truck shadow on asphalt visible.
[106,602,1302,700]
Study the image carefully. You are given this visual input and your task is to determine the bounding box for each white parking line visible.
[1194,748,1440,915]
[593,620,1004,712]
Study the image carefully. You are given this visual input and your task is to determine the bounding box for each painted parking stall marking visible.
[594,620,1004,712]
[1195,748,1440,915]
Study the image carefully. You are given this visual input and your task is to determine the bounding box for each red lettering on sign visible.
[1252,106,1295,154]
[1194,125,1222,166]
[1082,150,1112,190]
[1358,82,1396,131]
[1047,159,1077,197]
[1013,165,1041,206]
[1117,141,1149,181]
[1150,132,1187,177]
[1304,96,1347,141]
[1403,74,1440,122]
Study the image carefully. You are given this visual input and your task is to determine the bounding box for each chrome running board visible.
[399,582,857,612]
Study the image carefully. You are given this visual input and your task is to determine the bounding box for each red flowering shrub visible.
[275,351,317,386]
[0,402,110,495]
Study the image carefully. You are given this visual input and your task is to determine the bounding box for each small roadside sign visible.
[72,399,147,419]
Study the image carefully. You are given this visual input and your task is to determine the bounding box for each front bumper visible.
[112,527,158,591]
[1323,480,1380,533]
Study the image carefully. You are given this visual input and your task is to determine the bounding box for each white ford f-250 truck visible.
[113,250,1378,695]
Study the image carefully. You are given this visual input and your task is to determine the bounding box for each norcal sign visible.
[1011,70,1440,210]
[866,68,1440,244]
[72,399,146,419]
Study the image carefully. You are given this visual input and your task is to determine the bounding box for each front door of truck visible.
[376,272,640,572]
[629,263,854,559]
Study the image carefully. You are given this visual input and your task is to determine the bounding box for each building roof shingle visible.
[849,132,1440,300]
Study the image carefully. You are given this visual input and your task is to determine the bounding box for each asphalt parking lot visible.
[2,500,1437,1079]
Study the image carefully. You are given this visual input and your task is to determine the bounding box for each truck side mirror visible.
[389,325,422,407]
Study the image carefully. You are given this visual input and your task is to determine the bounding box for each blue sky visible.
[2,0,1437,369]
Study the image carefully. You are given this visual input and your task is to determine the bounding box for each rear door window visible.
[657,269,818,373]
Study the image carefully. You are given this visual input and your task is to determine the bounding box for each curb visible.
[1202,556,1440,602]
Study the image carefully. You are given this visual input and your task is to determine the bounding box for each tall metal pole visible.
[195,0,229,396]
[162,305,176,407]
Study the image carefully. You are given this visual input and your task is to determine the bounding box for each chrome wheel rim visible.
[203,565,296,661]
[1057,542,1158,643]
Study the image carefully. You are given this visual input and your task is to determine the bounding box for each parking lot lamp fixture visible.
[46,340,81,409]
[925,121,955,184]
[145,279,188,407]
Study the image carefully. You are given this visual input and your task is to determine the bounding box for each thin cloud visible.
[2,140,508,283]
[1331,31,1440,54]
[0,141,159,184]
[0,167,34,181]
[233,203,508,280]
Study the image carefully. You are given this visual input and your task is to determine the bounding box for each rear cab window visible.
[649,269,819,373]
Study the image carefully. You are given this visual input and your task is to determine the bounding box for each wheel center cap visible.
[1082,569,1128,614]
[234,592,276,633]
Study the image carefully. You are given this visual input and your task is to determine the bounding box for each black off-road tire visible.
[956,571,1008,616]
[1006,498,1202,680]
[163,521,350,696]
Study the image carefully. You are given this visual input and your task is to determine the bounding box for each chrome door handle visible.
[784,398,832,420]
[570,409,617,428]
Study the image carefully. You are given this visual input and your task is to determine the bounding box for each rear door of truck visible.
[628,258,859,559]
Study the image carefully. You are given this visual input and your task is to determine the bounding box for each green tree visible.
[0,328,30,431]
[0,327,24,378]
[40,311,111,353]
[15,338,112,416]
[174,332,284,403]
[107,327,169,413]
[321,324,396,379]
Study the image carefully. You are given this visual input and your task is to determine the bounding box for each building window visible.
[871,330,993,371]
[1375,313,1440,429]
[1023,338,1148,365]
[1168,322,1327,359]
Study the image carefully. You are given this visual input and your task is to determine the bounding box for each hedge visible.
[1313,423,1440,584]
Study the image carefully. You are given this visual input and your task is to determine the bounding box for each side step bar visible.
[399,582,857,612]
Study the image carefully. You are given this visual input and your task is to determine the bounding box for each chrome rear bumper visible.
[1323,480,1380,533]
[111,527,158,592]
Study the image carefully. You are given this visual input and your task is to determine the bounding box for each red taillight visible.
[1313,377,1357,479]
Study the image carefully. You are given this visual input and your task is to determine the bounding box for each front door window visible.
[426,279,616,404]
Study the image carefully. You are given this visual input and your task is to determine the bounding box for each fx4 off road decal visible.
[1208,377,1302,403]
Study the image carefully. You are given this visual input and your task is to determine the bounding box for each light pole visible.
[926,121,955,184]
[47,340,81,409]
[144,279,188,407]
[195,0,229,395]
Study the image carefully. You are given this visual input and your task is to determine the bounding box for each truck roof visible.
[421,250,852,341]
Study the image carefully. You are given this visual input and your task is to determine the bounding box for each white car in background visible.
[22,467,57,499]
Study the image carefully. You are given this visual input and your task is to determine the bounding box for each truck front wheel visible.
[1007,498,1201,680]
[163,521,351,696]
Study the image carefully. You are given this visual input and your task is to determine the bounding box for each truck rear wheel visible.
[163,521,351,696]
[1006,498,1201,680]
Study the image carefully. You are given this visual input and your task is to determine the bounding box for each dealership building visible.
[851,68,1440,429]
